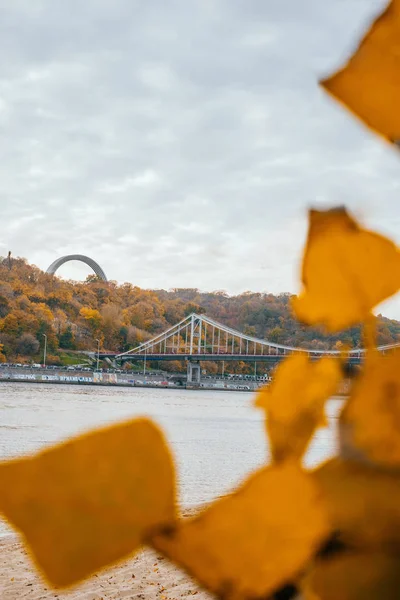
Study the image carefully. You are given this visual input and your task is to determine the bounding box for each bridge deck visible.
[100,352,362,364]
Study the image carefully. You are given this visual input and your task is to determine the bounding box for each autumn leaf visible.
[292,207,400,331]
[255,354,341,463]
[340,349,400,467]
[0,418,176,588]
[320,0,400,146]
[152,463,330,600]
[303,552,400,600]
[312,458,400,552]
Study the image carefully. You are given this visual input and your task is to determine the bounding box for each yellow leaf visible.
[303,552,400,600]
[0,418,176,588]
[255,354,341,463]
[152,463,330,600]
[292,207,400,331]
[341,349,400,467]
[313,458,400,551]
[320,0,400,146]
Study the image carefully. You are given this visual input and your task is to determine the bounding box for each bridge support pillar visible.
[187,360,201,387]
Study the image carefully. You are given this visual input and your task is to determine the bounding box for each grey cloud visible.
[1,0,400,316]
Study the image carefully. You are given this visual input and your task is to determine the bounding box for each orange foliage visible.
[2,202,400,600]
[304,552,400,600]
[293,207,400,332]
[2,207,400,597]
[3,5,400,598]
[79,307,103,334]
[255,354,341,462]
[341,348,400,467]
[0,419,176,587]
[0,254,399,362]
[153,464,329,599]
[320,0,400,145]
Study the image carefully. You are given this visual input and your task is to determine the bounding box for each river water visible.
[0,382,343,536]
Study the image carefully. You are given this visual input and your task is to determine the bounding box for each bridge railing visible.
[114,313,380,361]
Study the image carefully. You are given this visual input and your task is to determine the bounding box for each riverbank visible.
[0,377,151,388]
[0,535,210,599]
[0,377,350,395]
[0,377,259,392]
[0,366,264,392]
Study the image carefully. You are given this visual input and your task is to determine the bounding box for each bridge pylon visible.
[187,359,201,387]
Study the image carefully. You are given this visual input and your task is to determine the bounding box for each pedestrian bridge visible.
[102,313,399,383]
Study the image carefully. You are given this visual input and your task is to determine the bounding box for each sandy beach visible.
[0,536,211,600]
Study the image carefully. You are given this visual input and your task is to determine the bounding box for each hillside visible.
[0,257,399,364]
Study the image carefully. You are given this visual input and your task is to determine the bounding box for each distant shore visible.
[0,378,350,397]
[0,377,256,392]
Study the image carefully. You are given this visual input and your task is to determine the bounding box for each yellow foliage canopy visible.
[0,419,176,588]
[341,349,400,467]
[320,0,400,145]
[292,207,400,332]
[255,354,341,463]
[79,306,103,326]
[153,463,329,600]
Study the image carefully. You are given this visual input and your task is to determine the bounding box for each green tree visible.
[59,326,75,349]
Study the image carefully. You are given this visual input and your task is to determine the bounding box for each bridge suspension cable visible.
[115,313,377,360]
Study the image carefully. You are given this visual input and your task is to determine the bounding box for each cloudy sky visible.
[2,0,400,316]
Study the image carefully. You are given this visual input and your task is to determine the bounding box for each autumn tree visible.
[0,294,10,318]
[0,343,6,362]
[80,307,103,336]
[100,304,123,348]
[201,361,218,375]
[1,255,400,366]
[0,314,19,336]
[16,333,40,356]
[268,327,285,344]
[162,360,185,373]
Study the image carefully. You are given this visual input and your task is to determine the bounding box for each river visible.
[0,382,343,536]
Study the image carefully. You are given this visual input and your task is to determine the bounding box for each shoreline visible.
[0,378,257,392]
[0,378,348,395]
[0,536,210,600]
[0,504,210,599]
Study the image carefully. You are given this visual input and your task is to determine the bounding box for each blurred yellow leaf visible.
[152,463,329,600]
[313,458,400,551]
[0,418,176,588]
[341,349,400,467]
[320,0,400,145]
[303,552,400,600]
[292,207,400,331]
[255,354,341,462]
